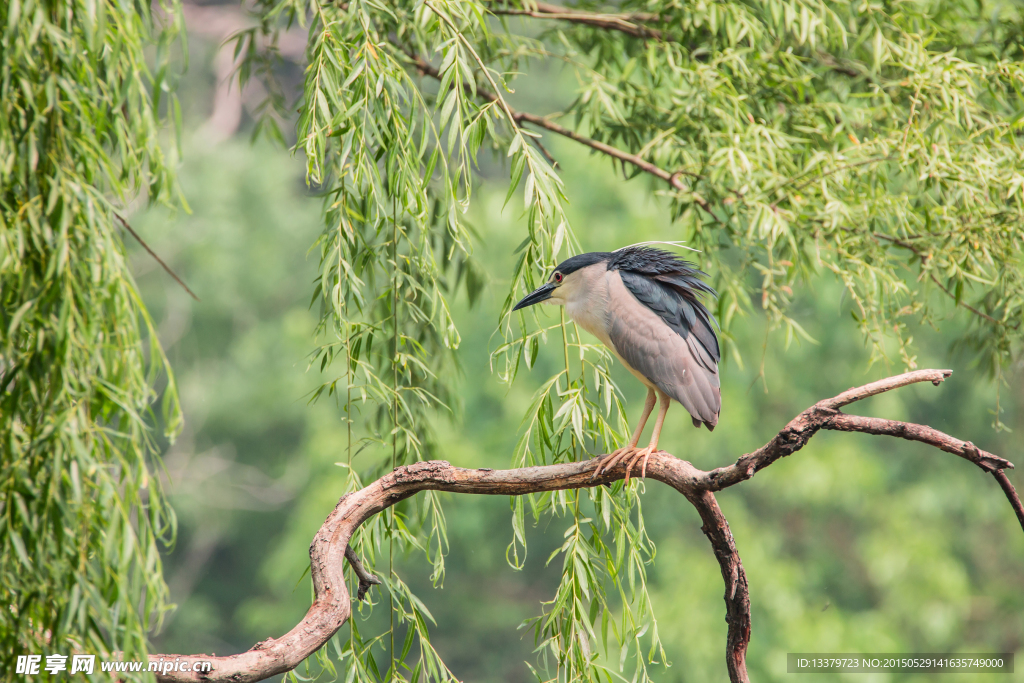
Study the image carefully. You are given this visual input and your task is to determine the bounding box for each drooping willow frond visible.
[1,0,186,675]
[231,0,1024,681]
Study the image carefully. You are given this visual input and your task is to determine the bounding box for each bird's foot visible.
[623,446,661,483]
[591,445,638,480]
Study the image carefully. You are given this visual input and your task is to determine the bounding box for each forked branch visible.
[150,369,1019,683]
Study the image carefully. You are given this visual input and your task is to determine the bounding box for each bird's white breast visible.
[563,266,662,391]
[561,266,651,385]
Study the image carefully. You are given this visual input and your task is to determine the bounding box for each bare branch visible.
[488,1,663,40]
[825,368,952,408]
[703,369,1014,491]
[688,490,750,683]
[827,415,1013,471]
[149,456,750,682]
[115,213,200,301]
[993,469,1024,532]
[345,545,381,600]
[148,369,1018,683]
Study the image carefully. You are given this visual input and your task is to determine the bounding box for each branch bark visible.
[115,213,200,301]
[150,369,1019,683]
[488,1,663,40]
[688,490,750,683]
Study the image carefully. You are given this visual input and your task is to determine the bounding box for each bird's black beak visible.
[512,283,555,311]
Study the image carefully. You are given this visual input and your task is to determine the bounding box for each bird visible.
[512,245,721,481]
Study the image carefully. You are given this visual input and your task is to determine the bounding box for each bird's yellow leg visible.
[594,388,656,478]
[625,390,671,482]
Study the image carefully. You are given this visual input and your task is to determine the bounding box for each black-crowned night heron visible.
[513,246,720,480]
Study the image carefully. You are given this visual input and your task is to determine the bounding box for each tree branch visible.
[344,545,382,600]
[688,490,750,683]
[771,155,894,204]
[406,53,717,216]
[149,369,1019,683]
[872,232,1002,325]
[993,469,1024,530]
[487,1,663,40]
[115,213,201,301]
[484,1,863,82]
[702,369,1015,492]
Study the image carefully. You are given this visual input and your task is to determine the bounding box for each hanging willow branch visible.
[404,51,719,217]
[149,369,1020,683]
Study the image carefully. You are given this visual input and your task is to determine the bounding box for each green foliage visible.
[142,135,1023,683]
[524,0,1024,407]
[234,0,650,678]
[136,122,1021,683]
[3,0,1021,678]
[223,0,1024,681]
[0,0,184,675]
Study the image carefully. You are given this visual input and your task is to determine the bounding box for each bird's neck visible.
[564,264,613,347]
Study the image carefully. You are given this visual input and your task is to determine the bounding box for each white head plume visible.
[613,240,702,253]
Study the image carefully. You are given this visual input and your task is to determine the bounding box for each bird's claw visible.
[592,446,661,482]
[624,446,659,482]
[591,446,637,480]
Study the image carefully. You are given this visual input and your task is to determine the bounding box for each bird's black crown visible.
[607,246,709,281]
[553,247,715,296]
[552,251,613,276]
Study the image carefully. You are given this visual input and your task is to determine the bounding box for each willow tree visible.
[144,0,1021,682]
[4,0,1023,682]
[0,0,184,677]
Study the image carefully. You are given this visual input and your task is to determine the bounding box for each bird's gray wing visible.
[652,273,721,365]
[607,271,721,429]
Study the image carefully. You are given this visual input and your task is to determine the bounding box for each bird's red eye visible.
[554,272,563,283]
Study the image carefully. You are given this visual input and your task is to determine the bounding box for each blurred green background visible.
[134,16,1022,683]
